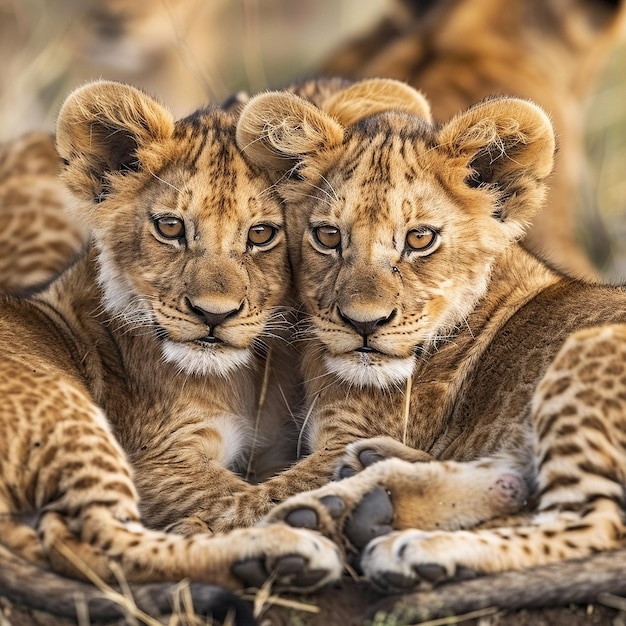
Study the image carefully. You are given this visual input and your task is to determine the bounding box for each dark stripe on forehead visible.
[173,108,239,176]
[186,125,210,172]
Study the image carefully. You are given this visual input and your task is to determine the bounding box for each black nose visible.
[186,298,242,328]
[338,308,395,338]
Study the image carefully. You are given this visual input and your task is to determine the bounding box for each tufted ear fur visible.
[236,91,344,175]
[323,78,432,126]
[437,97,555,236]
[237,78,431,177]
[56,80,175,202]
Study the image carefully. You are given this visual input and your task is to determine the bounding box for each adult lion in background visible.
[319,0,626,278]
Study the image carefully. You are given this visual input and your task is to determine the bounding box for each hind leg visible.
[24,393,341,591]
[358,326,626,592]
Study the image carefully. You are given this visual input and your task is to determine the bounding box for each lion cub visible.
[0,80,344,611]
[237,84,626,590]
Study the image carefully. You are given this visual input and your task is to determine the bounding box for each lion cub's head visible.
[239,80,555,388]
[56,81,287,377]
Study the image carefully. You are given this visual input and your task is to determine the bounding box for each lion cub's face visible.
[57,82,288,377]
[290,115,516,388]
[239,81,555,388]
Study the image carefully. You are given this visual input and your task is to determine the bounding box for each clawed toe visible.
[282,495,346,531]
[232,557,268,588]
[232,553,331,590]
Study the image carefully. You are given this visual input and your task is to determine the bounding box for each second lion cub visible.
[238,83,626,590]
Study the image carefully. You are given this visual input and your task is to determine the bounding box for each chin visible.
[324,352,415,389]
[161,340,252,377]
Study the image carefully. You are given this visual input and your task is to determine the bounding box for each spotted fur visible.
[0,132,86,294]
[240,86,626,591]
[0,80,344,615]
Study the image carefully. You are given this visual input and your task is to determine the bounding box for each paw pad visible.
[319,495,345,518]
[345,487,394,549]
[338,465,357,479]
[285,508,318,529]
[232,554,326,589]
[378,571,417,592]
[232,557,268,588]
[358,449,384,467]
[414,563,447,584]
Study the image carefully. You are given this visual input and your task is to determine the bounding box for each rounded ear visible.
[56,80,175,202]
[237,79,432,178]
[437,97,555,233]
[236,91,345,174]
[323,78,432,126]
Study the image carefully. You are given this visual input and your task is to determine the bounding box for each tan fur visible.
[0,132,87,294]
[0,80,344,610]
[240,86,626,590]
[320,0,626,278]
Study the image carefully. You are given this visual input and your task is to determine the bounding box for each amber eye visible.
[406,227,439,253]
[313,225,341,250]
[154,216,185,240]
[248,224,278,247]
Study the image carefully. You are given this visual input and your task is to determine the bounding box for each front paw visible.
[361,530,477,593]
[229,524,343,592]
[261,460,409,551]
[335,437,432,479]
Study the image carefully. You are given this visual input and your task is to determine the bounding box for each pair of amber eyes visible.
[154,216,277,246]
[313,225,439,252]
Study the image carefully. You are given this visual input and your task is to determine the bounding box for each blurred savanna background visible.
[2,0,626,278]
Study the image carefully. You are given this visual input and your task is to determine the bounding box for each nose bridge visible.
[187,256,246,313]
[337,248,397,323]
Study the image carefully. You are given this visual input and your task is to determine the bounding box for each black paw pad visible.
[285,508,318,529]
[291,568,329,588]
[345,487,393,549]
[319,495,346,518]
[358,449,384,467]
[380,571,418,592]
[274,555,307,575]
[232,558,268,588]
[453,565,478,581]
[273,556,328,589]
[338,465,357,479]
[414,563,447,584]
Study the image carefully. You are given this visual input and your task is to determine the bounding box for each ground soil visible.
[4,551,626,626]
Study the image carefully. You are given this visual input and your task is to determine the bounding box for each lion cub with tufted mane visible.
[238,84,626,591]
[0,79,354,615]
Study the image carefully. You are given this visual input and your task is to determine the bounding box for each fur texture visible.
[320,0,626,278]
[0,80,345,615]
[239,85,626,592]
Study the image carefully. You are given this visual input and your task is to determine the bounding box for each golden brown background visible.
[2,0,625,278]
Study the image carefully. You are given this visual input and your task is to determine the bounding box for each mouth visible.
[355,345,379,354]
[196,335,223,345]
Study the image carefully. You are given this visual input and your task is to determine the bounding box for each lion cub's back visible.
[0,132,87,294]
